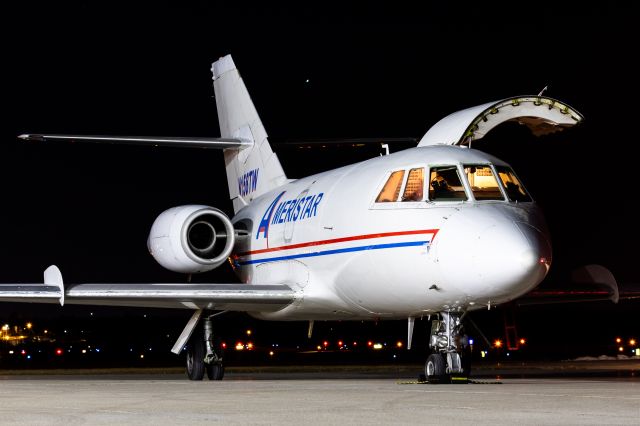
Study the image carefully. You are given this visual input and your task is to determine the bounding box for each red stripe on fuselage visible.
[237,229,439,257]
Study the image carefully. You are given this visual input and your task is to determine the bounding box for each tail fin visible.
[212,55,287,213]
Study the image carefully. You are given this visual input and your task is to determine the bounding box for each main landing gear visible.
[186,316,225,381]
[425,311,470,384]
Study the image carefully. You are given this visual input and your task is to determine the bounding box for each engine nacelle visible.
[147,205,235,274]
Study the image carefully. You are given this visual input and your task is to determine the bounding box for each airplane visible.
[2,54,585,382]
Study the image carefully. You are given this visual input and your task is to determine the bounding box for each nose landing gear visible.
[425,311,470,384]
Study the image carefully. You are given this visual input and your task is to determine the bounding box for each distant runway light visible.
[305,79,310,83]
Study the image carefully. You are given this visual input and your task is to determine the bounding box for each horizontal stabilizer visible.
[273,137,418,146]
[18,134,252,149]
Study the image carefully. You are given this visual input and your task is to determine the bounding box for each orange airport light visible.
[494,339,503,348]
[630,339,636,346]
[396,341,403,348]
[519,338,526,345]
[615,337,622,343]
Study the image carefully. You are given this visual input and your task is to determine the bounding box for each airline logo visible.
[256,191,285,240]
[256,191,324,240]
[238,168,259,197]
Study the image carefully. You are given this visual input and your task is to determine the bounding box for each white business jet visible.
[4,55,582,382]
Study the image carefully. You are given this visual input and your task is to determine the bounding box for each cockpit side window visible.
[464,165,505,201]
[401,168,424,201]
[428,166,468,201]
[495,166,532,202]
[375,170,405,202]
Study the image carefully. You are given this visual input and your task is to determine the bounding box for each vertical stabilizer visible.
[212,55,287,213]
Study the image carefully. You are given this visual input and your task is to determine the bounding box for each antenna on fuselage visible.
[538,85,549,96]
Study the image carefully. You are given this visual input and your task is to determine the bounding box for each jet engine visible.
[147,205,235,274]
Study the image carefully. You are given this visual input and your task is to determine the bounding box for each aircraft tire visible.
[425,353,447,384]
[206,363,225,380]
[186,338,205,381]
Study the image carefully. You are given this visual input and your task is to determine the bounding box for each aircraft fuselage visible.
[231,145,551,320]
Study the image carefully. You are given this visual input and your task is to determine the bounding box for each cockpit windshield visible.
[463,165,504,201]
[428,166,467,201]
[495,166,532,202]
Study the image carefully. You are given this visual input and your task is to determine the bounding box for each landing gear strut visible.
[186,316,224,381]
[425,311,469,384]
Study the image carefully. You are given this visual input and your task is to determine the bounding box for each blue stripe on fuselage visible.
[237,240,429,266]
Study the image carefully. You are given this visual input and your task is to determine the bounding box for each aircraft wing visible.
[516,264,639,305]
[0,266,295,311]
[18,134,252,149]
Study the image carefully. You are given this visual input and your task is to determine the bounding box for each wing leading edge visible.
[0,266,295,311]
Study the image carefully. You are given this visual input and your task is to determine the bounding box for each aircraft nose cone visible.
[475,221,551,296]
[435,209,551,301]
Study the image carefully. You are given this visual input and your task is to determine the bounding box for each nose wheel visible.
[425,353,448,383]
[425,311,469,384]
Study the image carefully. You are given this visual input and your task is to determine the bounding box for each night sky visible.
[1,2,637,357]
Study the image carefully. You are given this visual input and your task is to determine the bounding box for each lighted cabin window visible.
[428,166,468,201]
[401,168,424,201]
[463,165,504,201]
[376,170,405,202]
[495,166,532,202]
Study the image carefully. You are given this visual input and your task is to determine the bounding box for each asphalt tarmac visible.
[0,363,638,425]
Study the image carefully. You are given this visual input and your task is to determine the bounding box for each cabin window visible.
[401,168,424,201]
[375,170,405,202]
[463,165,505,201]
[495,166,532,202]
[428,166,468,201]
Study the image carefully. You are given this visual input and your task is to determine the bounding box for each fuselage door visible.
[284,188,309,243]
[418,96,583,147]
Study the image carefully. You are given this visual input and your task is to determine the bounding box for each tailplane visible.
[212,55,287,213]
